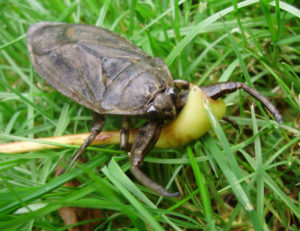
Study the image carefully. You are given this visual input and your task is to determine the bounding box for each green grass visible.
[0,0,299,230]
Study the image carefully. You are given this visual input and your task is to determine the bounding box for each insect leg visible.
[222,116,239,130]
[67,113,105,169]
[174,79,190,90]
[130,121,180,197]
[200,82,282,124]
[120,116,130,150]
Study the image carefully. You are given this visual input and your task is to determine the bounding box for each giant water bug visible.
[27,22,282,197]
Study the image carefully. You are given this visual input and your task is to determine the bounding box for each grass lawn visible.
[0,0,299,230]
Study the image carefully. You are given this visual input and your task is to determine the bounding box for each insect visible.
[27,22,282,197]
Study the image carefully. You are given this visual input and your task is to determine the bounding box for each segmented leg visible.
[120,116,130,150]
[173,80,190,111]
[174,79,190,90]
[222,116,239,130]
[67,113,105,169]
[130,121,180,197]
[200,82,282,124]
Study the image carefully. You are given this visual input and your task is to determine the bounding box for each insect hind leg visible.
[200,82,282,124]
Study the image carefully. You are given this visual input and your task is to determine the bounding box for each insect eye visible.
[166,87,177,102]
[147,105,157,113]
[147,105,160,119]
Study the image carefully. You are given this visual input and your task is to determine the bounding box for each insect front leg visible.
[222,116,239,130]
[130,121,180,197]
[173,79,190,90]
[120,116,130,150]
[67,113,105,169]
[200,82,282,124]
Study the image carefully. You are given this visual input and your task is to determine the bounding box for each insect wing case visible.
[27,22,174,115]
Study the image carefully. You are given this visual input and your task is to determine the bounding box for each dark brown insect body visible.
[27,22,282,197]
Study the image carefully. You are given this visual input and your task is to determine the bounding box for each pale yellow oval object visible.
[156,84,226,148]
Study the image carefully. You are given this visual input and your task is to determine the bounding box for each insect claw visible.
[200,82,282,124]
